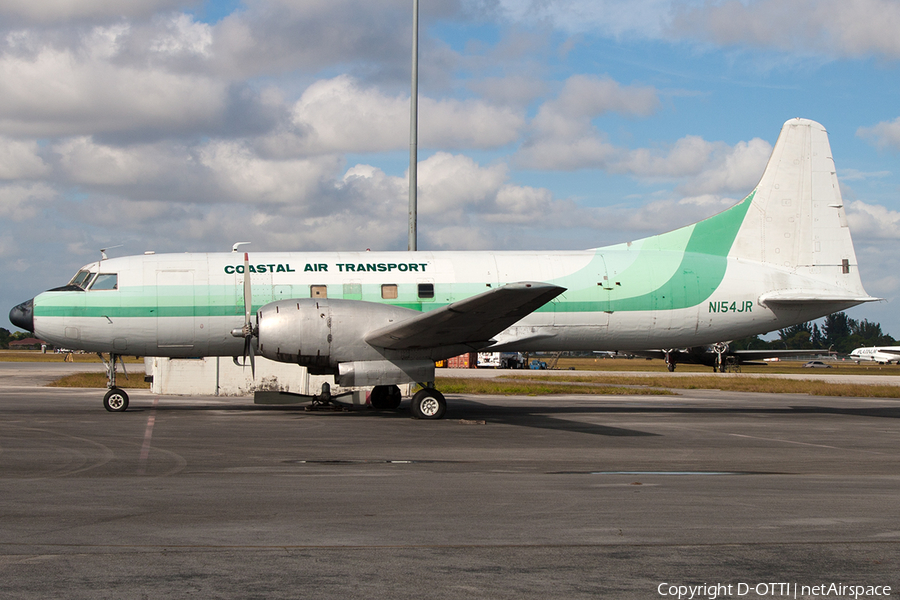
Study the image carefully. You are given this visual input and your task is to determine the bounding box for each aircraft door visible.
[588,254,611,339]
[157,270,195,349]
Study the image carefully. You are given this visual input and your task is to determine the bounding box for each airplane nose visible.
[9,298,34,332]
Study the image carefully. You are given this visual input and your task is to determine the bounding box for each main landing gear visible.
[409,387,446,420]
[369,385,403,410]
[99,353,129,412]
[368,384,446,419]
[664,350,676,372]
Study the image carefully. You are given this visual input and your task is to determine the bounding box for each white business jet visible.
[849,347,900,364]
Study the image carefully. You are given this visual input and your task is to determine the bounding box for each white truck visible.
[477,352,526,369]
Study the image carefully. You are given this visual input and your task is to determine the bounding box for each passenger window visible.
[417,283,434,299]
[89,273,118,290]
[310,285,327,298]
[381,284,398,300]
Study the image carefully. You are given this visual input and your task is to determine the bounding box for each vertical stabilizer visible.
[729,118,871,299]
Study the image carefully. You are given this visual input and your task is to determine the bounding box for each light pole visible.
[408,0,419,251]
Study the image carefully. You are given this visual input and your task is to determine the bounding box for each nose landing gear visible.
[99,353,129,412]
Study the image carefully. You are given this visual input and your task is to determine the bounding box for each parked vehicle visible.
[803,360,832,368]
[477,352,526,369]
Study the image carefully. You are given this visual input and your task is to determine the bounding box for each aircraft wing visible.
[635,347,831,365]
[365,282,565,350]
[731,349,831,360]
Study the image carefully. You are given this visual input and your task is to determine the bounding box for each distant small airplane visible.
[637,344,830,372]
[849,346,900,364]
[9,118,877,418]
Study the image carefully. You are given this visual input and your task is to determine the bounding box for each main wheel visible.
[410,388,446,420]
[103,388,129,412]
[370,385,402,410]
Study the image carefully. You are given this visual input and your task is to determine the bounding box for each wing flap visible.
[365,282,565,350]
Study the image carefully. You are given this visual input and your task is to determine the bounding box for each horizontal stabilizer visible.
[365,282,565,350]
[759,291,880,305]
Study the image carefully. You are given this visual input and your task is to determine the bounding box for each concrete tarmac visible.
[1,373,898,598]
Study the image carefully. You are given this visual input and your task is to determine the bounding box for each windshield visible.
[68,269,95,290]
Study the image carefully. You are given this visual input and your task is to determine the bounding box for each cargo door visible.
[157,270,195,349]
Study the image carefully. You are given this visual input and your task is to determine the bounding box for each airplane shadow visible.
[122,395,900,438]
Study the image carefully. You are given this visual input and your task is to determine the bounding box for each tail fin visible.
[730,118,875,303]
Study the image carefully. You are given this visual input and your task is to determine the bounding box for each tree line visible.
[1,328,36,349]
[730,312,894,355]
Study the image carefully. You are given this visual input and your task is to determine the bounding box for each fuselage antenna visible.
[100,244,123,261]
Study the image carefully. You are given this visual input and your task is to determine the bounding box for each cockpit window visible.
[69,270,95,290]
[89,273,118,291]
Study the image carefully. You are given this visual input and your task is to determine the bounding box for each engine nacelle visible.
[256,298,420,373]
[337,360,435,387]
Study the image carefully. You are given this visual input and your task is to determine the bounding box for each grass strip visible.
[500,374,900,398]
[47,372,151,389]
[0,351,144,363]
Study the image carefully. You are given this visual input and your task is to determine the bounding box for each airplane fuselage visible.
[30,245,858,361]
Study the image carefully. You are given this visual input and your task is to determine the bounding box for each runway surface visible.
[1,374,898,598]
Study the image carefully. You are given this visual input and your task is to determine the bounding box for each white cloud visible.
[493,0,900,60]
[417,153,507,220]
[209,0,423,78]
[546,75,660,121]
[197,141,344,206]
[858,118,900,151]
[669,0,900,59]
[0,43,227,136]
[54,137,189,186]
[615,135,717,178]
[0,182,57,221]
[0,0,188,24]
[593,194,739,235]
[491,0,672,38]
[276,76,524,155]
[847,200,900,240]
[150,13,213,58]
[675,137,772,195]
[516,74,766,198]
[839,168,892,181]
[516,75,660,170]
[0,137,48,179]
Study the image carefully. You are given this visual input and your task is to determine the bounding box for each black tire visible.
[410,388,446,420]
[667,363,675,372]
[103,388,129,412]
[370,385,403,410]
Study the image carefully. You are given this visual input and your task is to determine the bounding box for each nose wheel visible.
[103,387,129,412]
[100,352,129,412]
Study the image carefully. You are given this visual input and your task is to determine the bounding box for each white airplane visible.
[9,118,877,418]
[849,346,900,364]
[638,344,830,372]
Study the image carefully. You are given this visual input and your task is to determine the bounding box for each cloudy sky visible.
[2,0,899,337]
